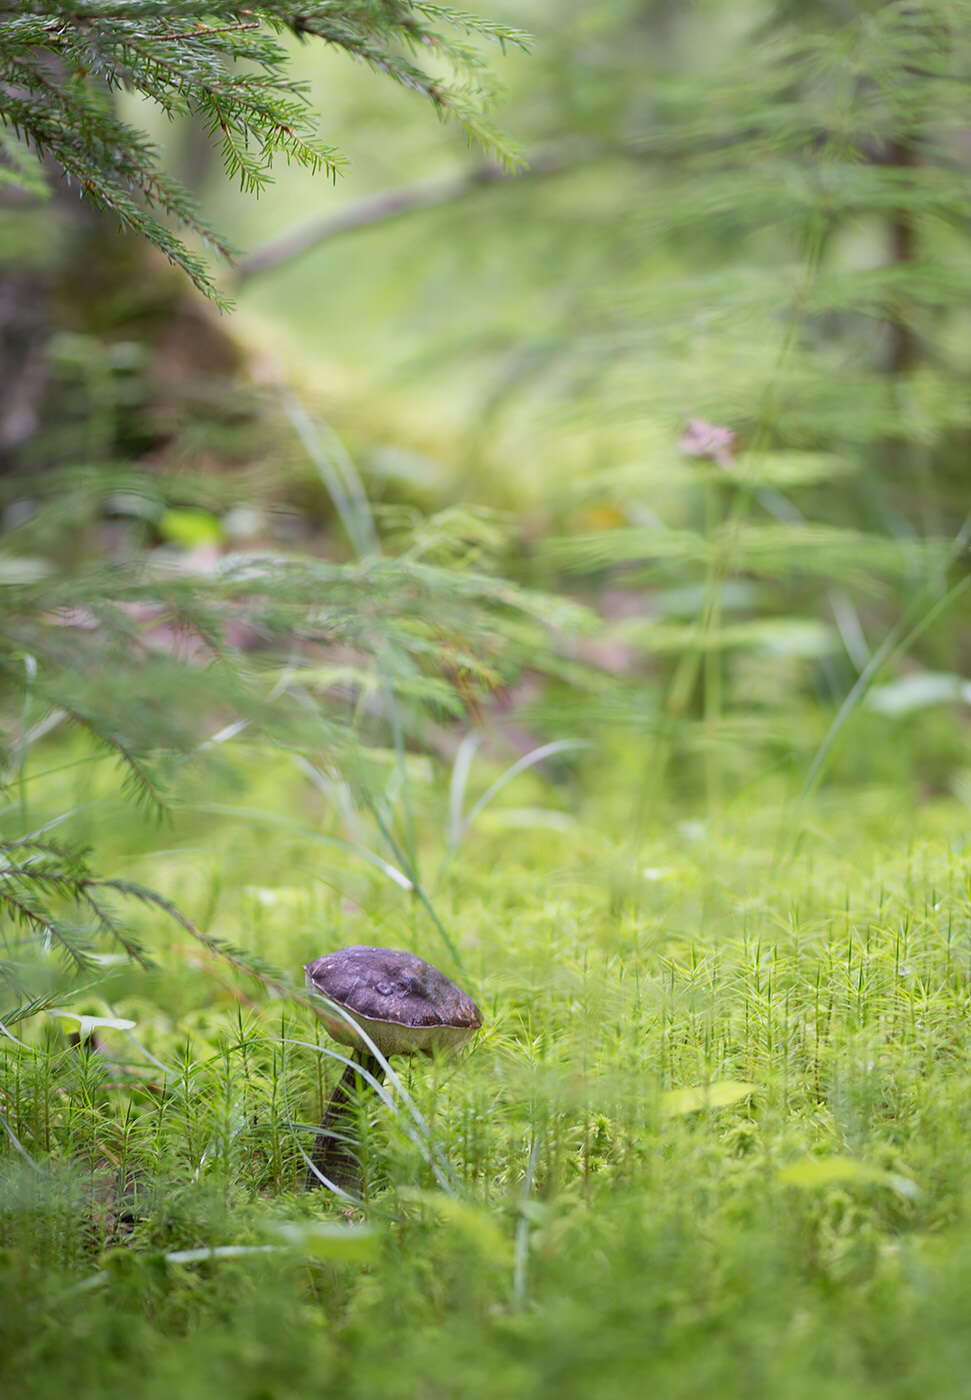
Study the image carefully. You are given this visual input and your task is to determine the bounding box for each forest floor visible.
[4,731,971,1399]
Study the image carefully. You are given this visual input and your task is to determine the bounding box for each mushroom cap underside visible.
[304,945,482,1056]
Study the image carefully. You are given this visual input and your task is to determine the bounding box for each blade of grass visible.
[448,732,482,849]
[512,1132,541,1310]
[189,803,414,891]
[796,570,971,811]
[459,739,586,836]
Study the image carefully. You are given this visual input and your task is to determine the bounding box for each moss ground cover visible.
[4,737,971,1398]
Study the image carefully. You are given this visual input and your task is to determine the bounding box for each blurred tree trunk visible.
[0,257,50,462]
[885,139,919,377]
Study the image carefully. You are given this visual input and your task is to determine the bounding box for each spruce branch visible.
[0,1,528,297]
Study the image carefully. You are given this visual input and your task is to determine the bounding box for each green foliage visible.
[0,836,151,982]
[217,0,970,820]
[0,401,590,1002]
[4,2,971,1394]
[0,1,529,298]
[3,764,971,1397]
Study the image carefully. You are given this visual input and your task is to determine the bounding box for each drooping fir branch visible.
[0,837,153,979]
[0,834,314,1007]
[0,449,592,1001]
[0,459,592,820]
[0,2,530,301]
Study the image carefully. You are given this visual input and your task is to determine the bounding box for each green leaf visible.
[163,1246,286,1265]
[661,1081,757,1117]
[0,556,52,583]
[48,1010,136,1038]
[867,672,971,716]
[261,1220,380,1262]
[158,509,224,550]
[778,1157,920,1200]
[612,617,837,657]
[731,452,855,487]
[398,1189,511,1265]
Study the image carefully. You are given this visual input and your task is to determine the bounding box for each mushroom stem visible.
[306,1050,384,1194]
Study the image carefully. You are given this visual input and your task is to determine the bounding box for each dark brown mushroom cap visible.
[304,945,482,1057]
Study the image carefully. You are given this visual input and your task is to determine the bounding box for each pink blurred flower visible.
[679,419,737,469]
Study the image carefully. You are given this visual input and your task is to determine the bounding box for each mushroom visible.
[303,945,482,1193]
